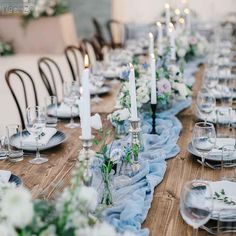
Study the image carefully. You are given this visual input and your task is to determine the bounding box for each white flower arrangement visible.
[23,0,68,22]
[112,59,191,116]
[107,108,130,124]
[0,165,134,236]
[175,31,208,61]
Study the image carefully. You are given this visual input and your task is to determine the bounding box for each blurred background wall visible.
[68,0,236,37]
[68,0,111,38]
[112,0,236,23]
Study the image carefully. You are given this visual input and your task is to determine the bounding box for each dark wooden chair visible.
[92,18,106,47]
[64,45,84,85]
[80,39,97,67]
[5,69,39,129]
[106,19,127,48]
[38,57,64,97]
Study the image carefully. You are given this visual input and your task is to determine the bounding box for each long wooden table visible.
[0,67,217,235]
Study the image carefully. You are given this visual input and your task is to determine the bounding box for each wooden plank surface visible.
[0,66,218,235]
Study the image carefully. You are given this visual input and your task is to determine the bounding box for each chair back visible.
[65,45,84,85]
[5,69,38,129]
[82,40,97,67]
[92,18,106,46]
[106,20,127,48]
[38,57,64,97]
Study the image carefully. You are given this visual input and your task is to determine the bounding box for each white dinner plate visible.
[187,138,236,161]
[10,130,67,151]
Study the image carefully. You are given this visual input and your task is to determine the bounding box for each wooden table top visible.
[0,67,219,235]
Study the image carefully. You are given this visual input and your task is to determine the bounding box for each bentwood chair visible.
[64,45,84,84]
[92,18,107,47]
[38,57,64,98]
[80,39,97,67]
[5,69,39,129]
[106,19,127,48]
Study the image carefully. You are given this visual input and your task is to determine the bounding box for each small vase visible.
[115,121,128,139]
[101,172,113,206]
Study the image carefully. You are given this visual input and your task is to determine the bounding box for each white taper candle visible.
[150,54,157,104]
[129,63,138,121]
[81,54,92,139]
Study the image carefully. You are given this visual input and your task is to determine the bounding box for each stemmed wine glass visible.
[197,89,216,123]
[192,122,216,179]
[26,106,48,164]
[91,63,105,104]
[203,67,219,90]
[180,180,213,236]
[64,81,80,129]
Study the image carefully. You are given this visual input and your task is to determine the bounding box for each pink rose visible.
[157,78,171,94]
[189,36,198,45]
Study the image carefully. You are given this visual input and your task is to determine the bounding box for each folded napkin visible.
[57,103,79,117]
[0,170,11,183]
[210,181,236,216]
[22,128,57,146]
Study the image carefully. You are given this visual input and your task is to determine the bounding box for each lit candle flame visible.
[84,54,89,68]
[129,63,134,69]
[168,23,174,33]
[179,17,185,24]
[156,21,162,27]
[175,8,180,15]
[165,3,170,9]
[184,8,190,14]
[150,53,155,59]
[149,32,153,39]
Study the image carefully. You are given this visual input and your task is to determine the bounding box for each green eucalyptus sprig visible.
[213,189,236,205]
[124,143,140,164]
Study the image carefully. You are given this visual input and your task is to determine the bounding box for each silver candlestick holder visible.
[129,119,143,172]
[78,135,95,186]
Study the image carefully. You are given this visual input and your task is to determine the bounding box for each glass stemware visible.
[64,81,80,129]
[203,67,218,90]
[180,180,213,236]
[91,63,105,104]
[197,89,216,123]
[26,106,48,164]
[192,122,216,179]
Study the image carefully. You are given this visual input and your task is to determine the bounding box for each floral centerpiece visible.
[0,41,14,56]
[109,53,191,119]
[176,31,208,62]
[23,0,69,23]
[0,165,135,236]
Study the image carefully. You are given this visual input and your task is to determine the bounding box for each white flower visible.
[1,187,33,228]
[39,225,57,236]
[49,0,57,7]
[167,65,181,77]
[177,48,187,58]
[46,7,54,16]
[76,227,94,236]
[67,212,88,229]
[92,222,117,236]
[0,224,16,236]
[78,186,98,212]
[136,86,150,105]
[108,108,130,122]
[173,82,190,99]
[90,113,102,130]
[117,108,130,121]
